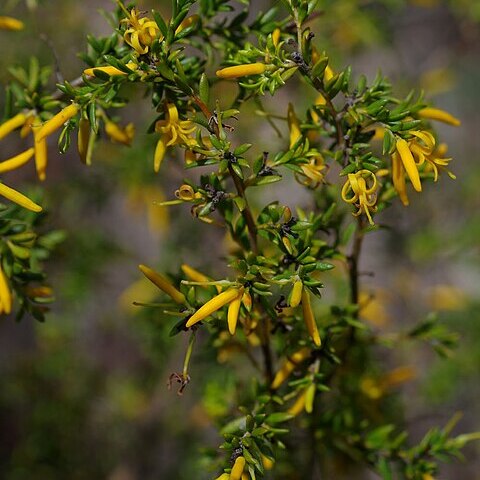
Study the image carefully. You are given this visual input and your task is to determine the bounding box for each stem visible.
[227,164,259,255]
[183,330,196,379]
[348,216,365,311]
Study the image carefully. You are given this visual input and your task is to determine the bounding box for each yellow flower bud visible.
[418,107,460,127]
[83,62,137,77]
[230,456,246,480]
[272,28,281,47]
[271,347,311,389]
[288,389,307,416]
[289,279,303,308]
[154,138,166,173]
[138,264,186,304]
[32,120,48,181]
[288,103,301,149]
[186,288,241,328]
[216,63,266,79]
[0,182,42,212]
[395,138,422,192]
[214,474,230,480]
[175,15,199,34]
[0,263,12,315]
[227,289,243,335]
[0,113,27,140]
[36,104,79,141]
[0,148,34,174]
[0,16,24,31]
[105,120,135,146]
[302,289,321,347]
[261,454,274,470]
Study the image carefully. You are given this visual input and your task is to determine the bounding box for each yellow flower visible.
[0,261,12,315]
[0,182,42,212]
[418,107,460,127]
[297,152,326,188]
[288,103,301,148]
[214,474,230,480]
[271,347,311,389]
[0,148,34,174]
[36,104,79,141]
[138,264,186,304]
[302,289,321,347]
[175,184,202,202]
[32,119,48,181]
[289,278,303,308]
[77,118,92,165]
[312,64,334,108]
[395,136,422,192]
[175,15,199,35]
[261,454,274,470]
[227,289,244,335]
[272,28,281,48]
[427,285,466,311]
[186,288,241,328]
[105,119,135,146]
[288,388,307,416]
[359,291,390,327]
[0,16,24,31]
[230,456,246,480]
[341,169,377,225]
[83,62,137,77]
[121,7,160,55]
[154,103,196,173]
[216,63,266,79]
[0,112,27,140]
[411,139,455,182]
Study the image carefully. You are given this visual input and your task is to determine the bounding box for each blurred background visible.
[0,0,479,479]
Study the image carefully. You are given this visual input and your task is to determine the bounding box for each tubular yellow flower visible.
[313,65,334,107]
[288,103,301,148]
[261,454,274,470]
[214,474,230,480]
[154,138,166,172]
[186,288,241,328]
[20,114,35,138]
[272,28,281,47]
[0,148,34,174]
[341,169,378,225]
[298,153,326,188]
[271,347,311,389]
[0,182,42,212]
[77,118,91,165]
[105,120,135,146]
[0,16,24,31]
[32,120,47,181]
[36,103,79,141]
[0,112,27,140]
[138,264,186,304]
[391,151,409,206]
[181,264,210,283]
[83,62,137,77]
[0,262,12,315]
[154,103,196,172]
[418,107,460,127]
[288,388,307,416]
[227,289,243,335]
[395,137,422,192]
[122,8,160,55]
[302,289,321,347]
[230,456,246,480]
[175,15,199,34]
[216,63,266,79]
[289,279,303,308]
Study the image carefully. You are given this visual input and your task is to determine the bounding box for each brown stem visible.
[348,216,365,311]
[227,164,258,255]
